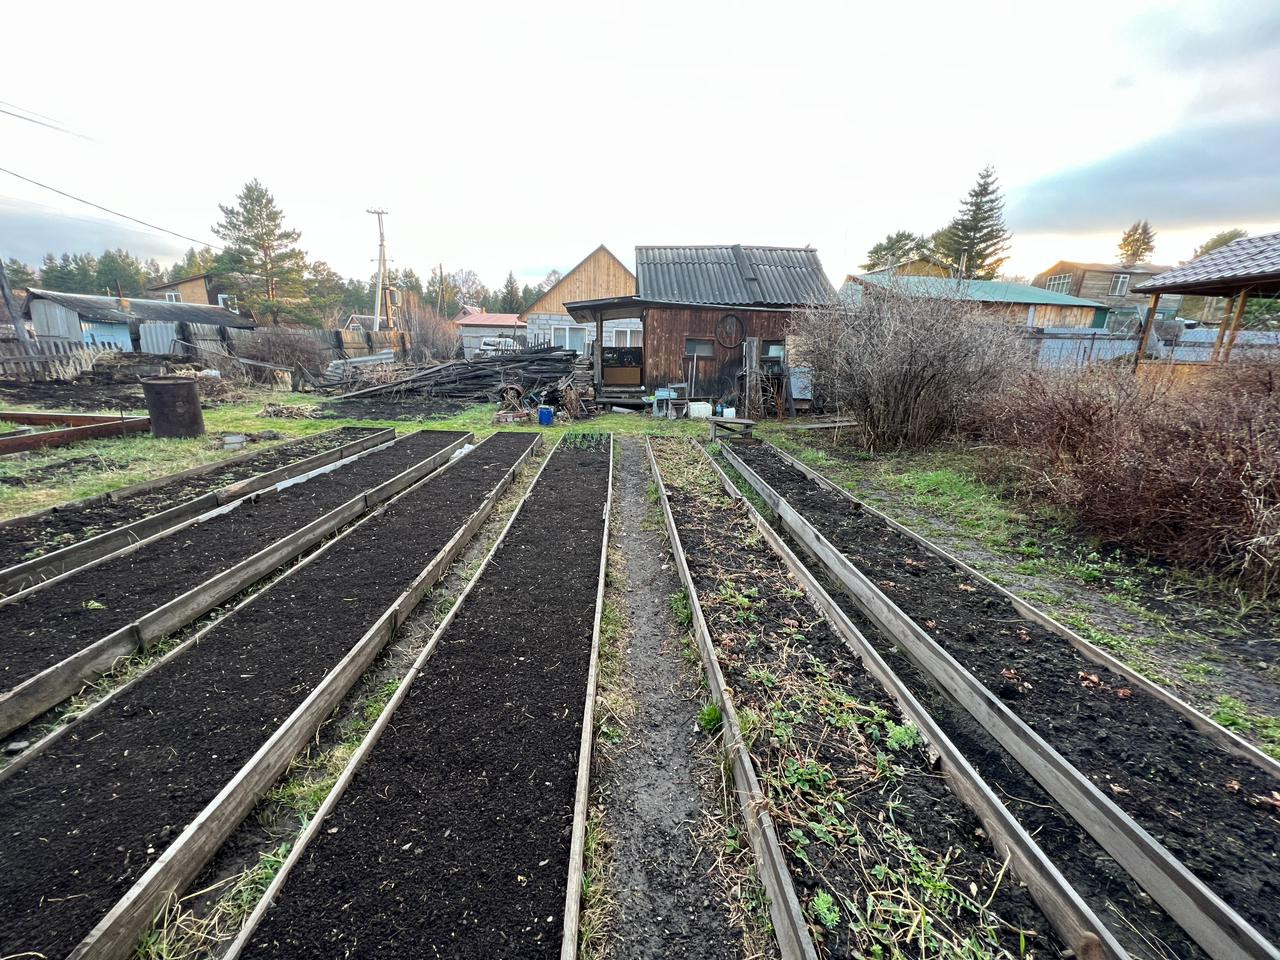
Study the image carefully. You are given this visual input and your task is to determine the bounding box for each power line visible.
[0,105,91,140]
[0,165,221,251]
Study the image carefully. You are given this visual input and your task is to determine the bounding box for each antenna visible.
[367,209,388,331]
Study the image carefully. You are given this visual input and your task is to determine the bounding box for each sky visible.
[2,0,1278,291]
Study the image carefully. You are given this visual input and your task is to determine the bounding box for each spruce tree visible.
[1117,220,1156,265]
[935,167,1012,279]
[4,258,38,290]
[211,180,307,322]
[498,271,522,313]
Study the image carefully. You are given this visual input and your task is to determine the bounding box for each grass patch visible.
[1210,696,1280,760]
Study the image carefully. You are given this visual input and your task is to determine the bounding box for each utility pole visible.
[0,259,32,347]
[367,208,388,331]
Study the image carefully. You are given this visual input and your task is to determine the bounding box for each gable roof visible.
[520,245,636,319]
[850,275,1104,308]
[637,245,833,306]
[24,289,254,327]
[1134,232,1280,297]
[1037,260,1174,278]
[147,273,212,291]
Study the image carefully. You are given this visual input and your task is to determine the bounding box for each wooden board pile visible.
[327,347,597,417]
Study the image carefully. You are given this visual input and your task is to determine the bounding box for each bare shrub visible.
[399,291,459,363]
[237,327,328,377]
[983,363,1280,596]
[790,284,1029,450]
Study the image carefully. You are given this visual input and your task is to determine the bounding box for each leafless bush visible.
[400,294,459,363]
[237,327,328,377]
[790,284,1029,450]
[982,363,1280,596]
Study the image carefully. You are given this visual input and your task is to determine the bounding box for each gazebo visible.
[1133,231,1280,365]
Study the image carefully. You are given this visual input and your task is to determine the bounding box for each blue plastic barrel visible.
[537,405,554,426]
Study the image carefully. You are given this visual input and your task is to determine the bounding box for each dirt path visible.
[595,438,742,960]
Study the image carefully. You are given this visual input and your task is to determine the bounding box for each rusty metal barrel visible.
[141,376,206,439]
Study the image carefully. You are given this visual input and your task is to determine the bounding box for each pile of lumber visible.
[326,347,597,416]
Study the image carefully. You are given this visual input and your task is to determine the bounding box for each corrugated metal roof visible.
[1134,232,1280,294]
[454,312,525,327]
[23,289,254,327]
[636,245,833,306]
[852,275,1105,307]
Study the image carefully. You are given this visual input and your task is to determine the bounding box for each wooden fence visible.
[0,340,118,382]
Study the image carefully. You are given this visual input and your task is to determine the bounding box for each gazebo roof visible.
[1133,232,1280,297]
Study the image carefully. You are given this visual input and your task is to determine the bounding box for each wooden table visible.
[708,416,757,441]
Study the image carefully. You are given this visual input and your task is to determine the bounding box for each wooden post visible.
[593,312,603,392]
[1220,291,1249,363]
[744,337,761,418]
[0,259,32,347]
[1210,296,1234,362]
[1132,293,1161,371]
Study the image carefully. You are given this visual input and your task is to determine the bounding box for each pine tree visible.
[935,167,1012,280]
[95,249,147,297]
[1117,220,1156,265]
[211,180,307,322]
[498,271,522,313]
[1193,228,1246,259]
[3,258,38,290]
[861,231,933,271]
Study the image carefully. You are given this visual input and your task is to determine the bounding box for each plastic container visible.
[723,406,736,419]
[141,376,206,439]
[689,402,713,419]
[537,405,554,427]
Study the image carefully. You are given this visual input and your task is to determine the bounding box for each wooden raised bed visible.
[0,409,150,453]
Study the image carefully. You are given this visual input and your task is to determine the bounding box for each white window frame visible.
[217,293,238,313]
[609,328,642,348]
[1110,273,1131,297]
[552,324,586,352]
[1045,273,1072,294]
[163,291,182,303]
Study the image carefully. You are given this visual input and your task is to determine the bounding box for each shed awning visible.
[1133,232,1280,297]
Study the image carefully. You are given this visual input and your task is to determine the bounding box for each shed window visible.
[685,338,714,357]
[1045,274,1072,294]
[1109,274,1131,297]
[163,291,182,303]
[764,340,786,359]
[217,293,238,313]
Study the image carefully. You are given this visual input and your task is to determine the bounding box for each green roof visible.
[852,274,1104,308]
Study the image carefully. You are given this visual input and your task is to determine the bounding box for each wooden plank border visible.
[0,432,470,740]
[58,432,541,960]
[698,441,1122,960]
[0,427,395,595]
[720,441,1278,960]
[222,434,563,959]
[757,440,1280,781]
[0,413,150,453]
[646,437,819,960]
[560,435,613,960]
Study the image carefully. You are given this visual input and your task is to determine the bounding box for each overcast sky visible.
[2,0,1278,289]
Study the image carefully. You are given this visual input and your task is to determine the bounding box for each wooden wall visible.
[521,245,635,319]
[643,306,792,397]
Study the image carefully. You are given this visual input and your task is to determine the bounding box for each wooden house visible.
[1032,260,1183,327]
[844,274,1108,329]
[566,244,833,404]
[520,245,636,352]
[146,273,241,314]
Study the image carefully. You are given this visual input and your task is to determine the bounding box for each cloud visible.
[0,197,187,265]
[1008,116,1280,232]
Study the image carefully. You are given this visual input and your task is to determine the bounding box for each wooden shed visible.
[566,244,832,405]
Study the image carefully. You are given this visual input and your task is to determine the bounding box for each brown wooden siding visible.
[521,246,635,319]
[641,306,792,397]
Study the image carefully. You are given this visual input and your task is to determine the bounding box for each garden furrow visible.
[0,429,468,738]
[650,438,1062,960]
[725,439,1280,956]
[0,426,385,574]
[232,435,611,960]
[0,431,539,960]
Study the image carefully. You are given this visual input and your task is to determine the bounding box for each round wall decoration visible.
[716,313,744,348]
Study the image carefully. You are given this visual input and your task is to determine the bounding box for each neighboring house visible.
[844,275,1107,329]
[566,244,834,400]
[857,255,952,279]
[455,312,526,358]
[450,304,483,323]
[1031,261,1183,327]
[521,245,637,353]
[146,273,242,314]
[24,289,252,352]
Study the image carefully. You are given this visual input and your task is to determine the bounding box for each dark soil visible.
[0,427,379,571]
[0,454,131,486]
[654,440,1061,960]
[242,436,609,959]
[0,430,465,697]
[0,432,538,958]
[319,395,470,421]
[0,375,147,412]
[595,437,742,959]
[731,441,1280,945]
